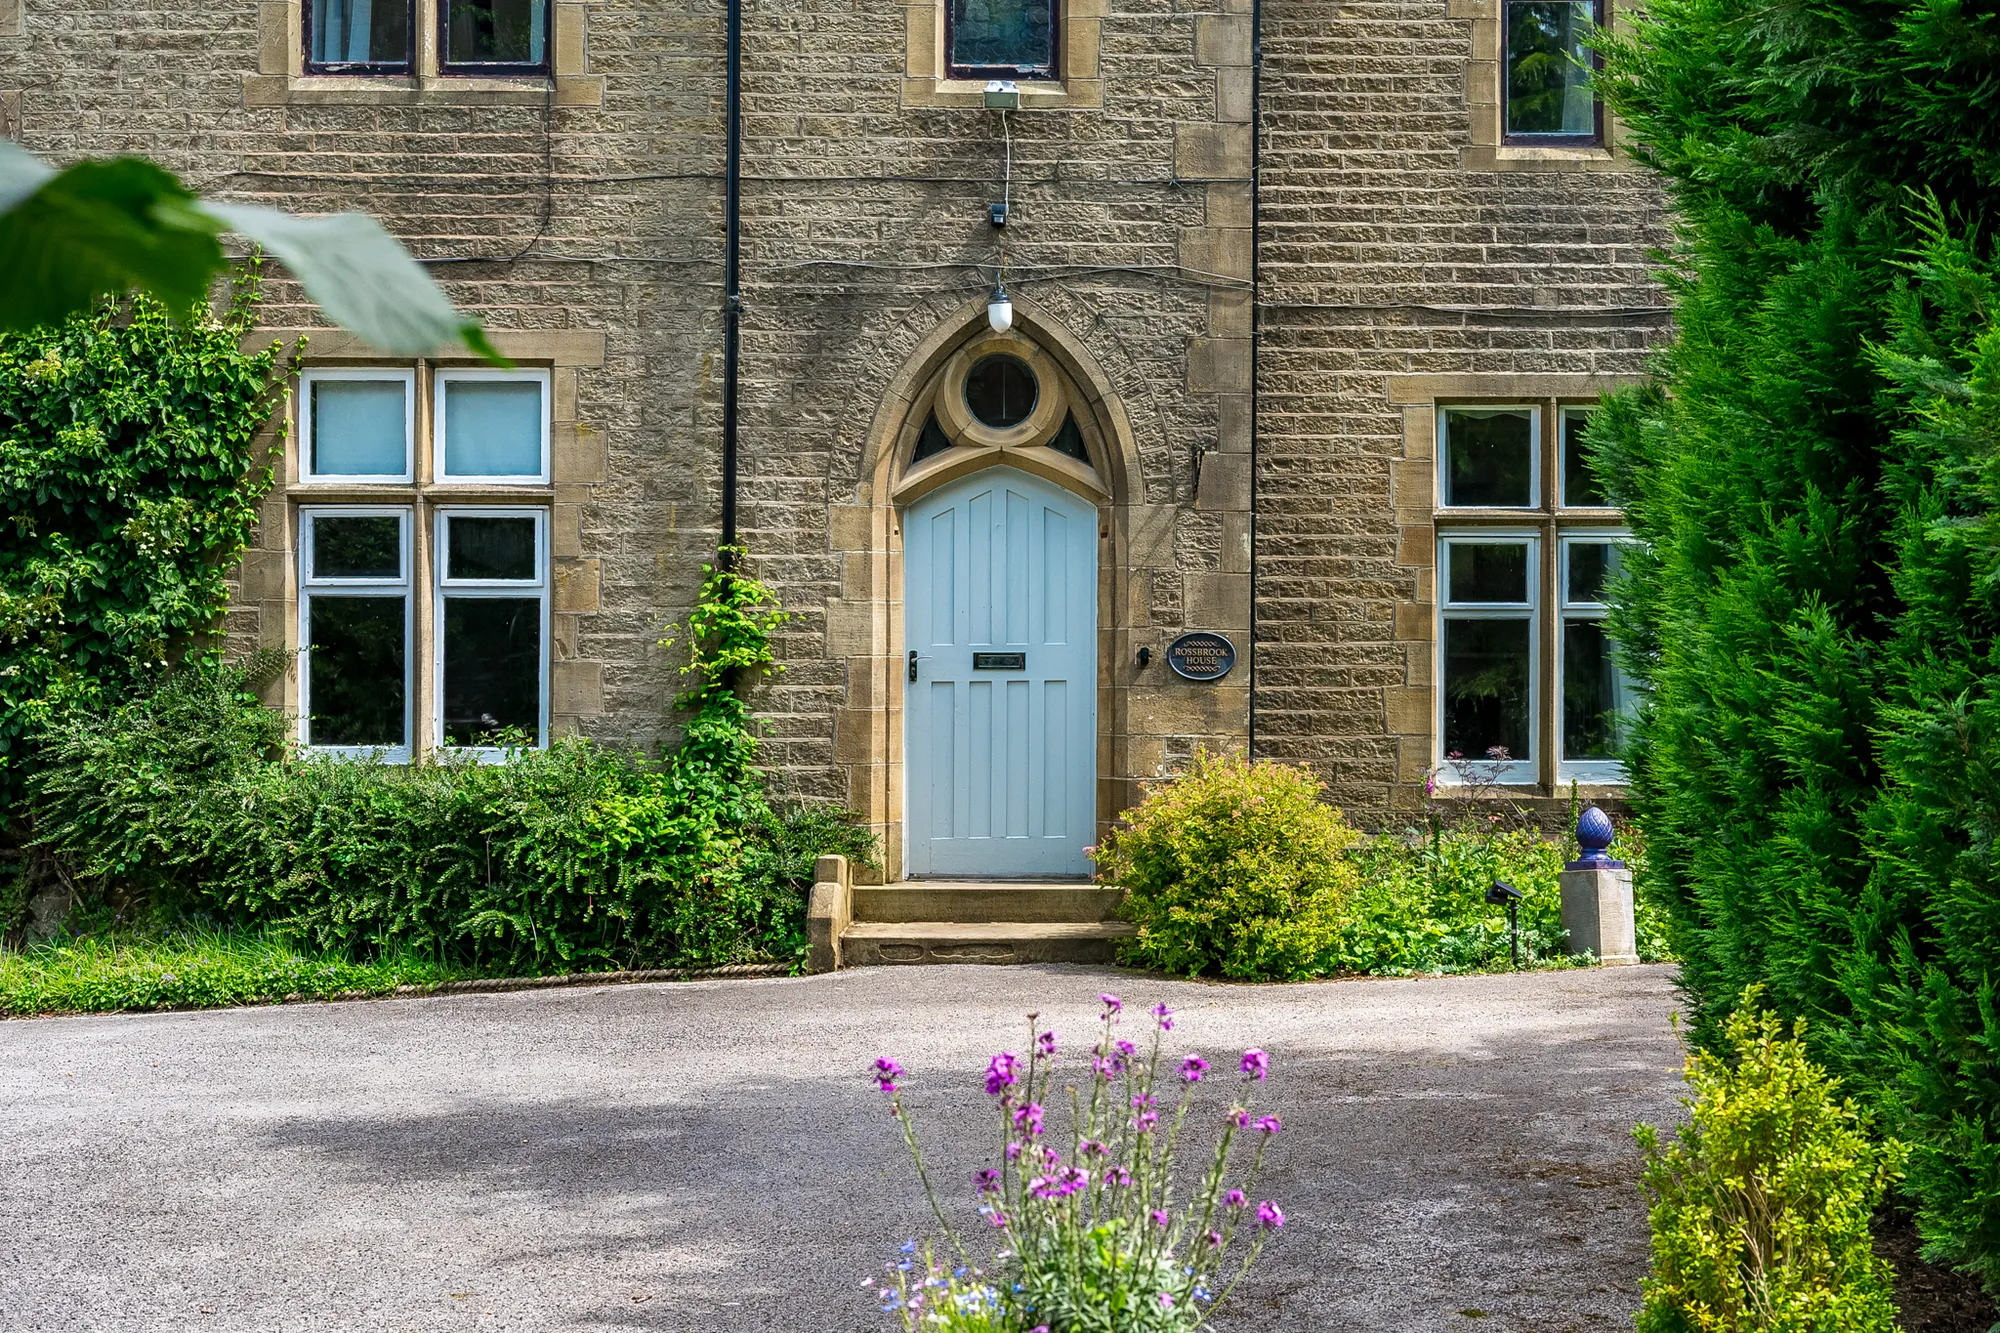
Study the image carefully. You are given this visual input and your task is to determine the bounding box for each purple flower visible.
[1205,1229,1223,1247]
[1100,993,1123,1015]
[985,1052,1020,1096]
[1056,1165,1089,1196]
[974,1168,1001,1194]
[1132,1092,1157,1111]
[1029,1326,1048,1333]
[1133,1110,1159,1133]
[1014,1102,1045,1137]
[1180,1053,1210,1084]
[986,1209,1010,1229]
[1102,1165,1132,1187]
[1257,1200,1286,1230]
[873,1057,904,1094]
[1150,1209,1170,1227]
[1225,1189,1247,1209]
[1116,1039,1136,1059]
[1081,1139,1109,1157]
[1231,1108,1251,1128]
[1005,1142,1024,1162]
[1255,1114,1283,1135]
[1037,1030,1058,1057]
[1241,1049,1269,1082]
[1159,1293,1176,1309]
[1151,1002,1175,1030]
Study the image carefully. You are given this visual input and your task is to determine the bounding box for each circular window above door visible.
[934,334,1065,450]
[965,355,1038,429]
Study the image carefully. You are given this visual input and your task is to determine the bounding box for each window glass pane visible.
[448,516,538,581]
[309,0,410,64]
[1048,412,1090,463]
[1507,0,1595,136]
[913,413,952,463]
[443,379,544,477]
[951,0,1054,72]
[1443,618,1532,764]
[443,597,542,746]
[1563,618,1630,760]
[1447,543,1529,604]
[445,0,547,65]
[310,379,407,476]
[312,516,402,579]
[1562,407,1606,506]
[1566,541,1622,604]
[965,355,1038,428]
[1443,408,1534,507]
[306,596,407,747]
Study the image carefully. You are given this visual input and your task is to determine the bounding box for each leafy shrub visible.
[0,278,286,811]
[1095,750,1358,980]
[868,993,1287,1330]
[1635,992,1906,1333]
[24,554,876,977]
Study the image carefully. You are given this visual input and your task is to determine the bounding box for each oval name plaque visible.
[1166,631,1236,682]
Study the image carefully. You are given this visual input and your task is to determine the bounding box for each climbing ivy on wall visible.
[0,269,285,814]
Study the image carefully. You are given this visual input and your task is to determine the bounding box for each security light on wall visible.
[984,80,1021,109]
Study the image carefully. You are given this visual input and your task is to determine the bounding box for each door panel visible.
[905,467,1097,877]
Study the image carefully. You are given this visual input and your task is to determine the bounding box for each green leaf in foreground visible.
[0,139,494,359]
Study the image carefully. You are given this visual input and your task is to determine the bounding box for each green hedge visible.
[1594,0,2000,1287]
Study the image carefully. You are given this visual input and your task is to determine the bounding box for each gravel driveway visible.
[0,964,1685,1333]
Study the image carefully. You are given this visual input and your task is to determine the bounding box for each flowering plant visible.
[865,994,1286,1331]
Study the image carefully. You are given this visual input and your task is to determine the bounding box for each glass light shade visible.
[987,291,1013,334]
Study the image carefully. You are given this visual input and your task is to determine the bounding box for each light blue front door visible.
[904,468,1098,878]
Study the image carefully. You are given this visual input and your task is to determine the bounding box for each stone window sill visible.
[244,73,604,108]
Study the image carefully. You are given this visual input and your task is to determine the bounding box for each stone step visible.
[840,920,1137,967]
[852,881,1125,924]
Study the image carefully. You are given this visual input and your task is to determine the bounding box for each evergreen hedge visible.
[1594,0,2000,1286]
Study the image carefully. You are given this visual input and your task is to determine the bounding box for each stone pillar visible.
[806,854,852,974]
[1558,806,1638,966]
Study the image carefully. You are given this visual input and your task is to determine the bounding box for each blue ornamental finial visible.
[1568,805,1626,871]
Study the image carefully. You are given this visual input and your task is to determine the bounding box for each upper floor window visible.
[1504,0,1603,143]
[443,0,550,74]
[301,368,415,483]
[948,0,1058,80]
[306,0,414,72]
[1440,405,1538,508]
[305,0,550,76]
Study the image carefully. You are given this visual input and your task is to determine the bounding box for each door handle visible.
[909,650,918,682]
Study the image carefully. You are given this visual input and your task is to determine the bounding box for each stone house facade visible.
[1,0,1666,882]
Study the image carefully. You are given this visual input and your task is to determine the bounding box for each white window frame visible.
[1436,530,1540,786]
[433,506,551,760]
[298,506,415,761]
[298,368,416,484]
[433,367,552,485]
[1557,532,1637,783]
[1437,404,1541,510]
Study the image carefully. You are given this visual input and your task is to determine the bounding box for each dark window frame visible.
[1499,0,1606,147]
[439,0,555,77]
[945,0,1061,82]
[302,0,416,75]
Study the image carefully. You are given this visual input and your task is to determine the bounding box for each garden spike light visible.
[1486,880,1524,968]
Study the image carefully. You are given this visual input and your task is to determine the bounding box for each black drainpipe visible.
[719,0,743,553]
[1246,0,1263,757]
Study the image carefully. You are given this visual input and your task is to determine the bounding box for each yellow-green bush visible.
[1094,749,1357,980]
[1635,991,1906,1333]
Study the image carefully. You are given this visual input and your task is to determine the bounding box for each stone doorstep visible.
[852,881,1126,924]
[840,920,1138,967]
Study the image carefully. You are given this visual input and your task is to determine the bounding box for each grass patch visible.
[0,927,468,1017]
